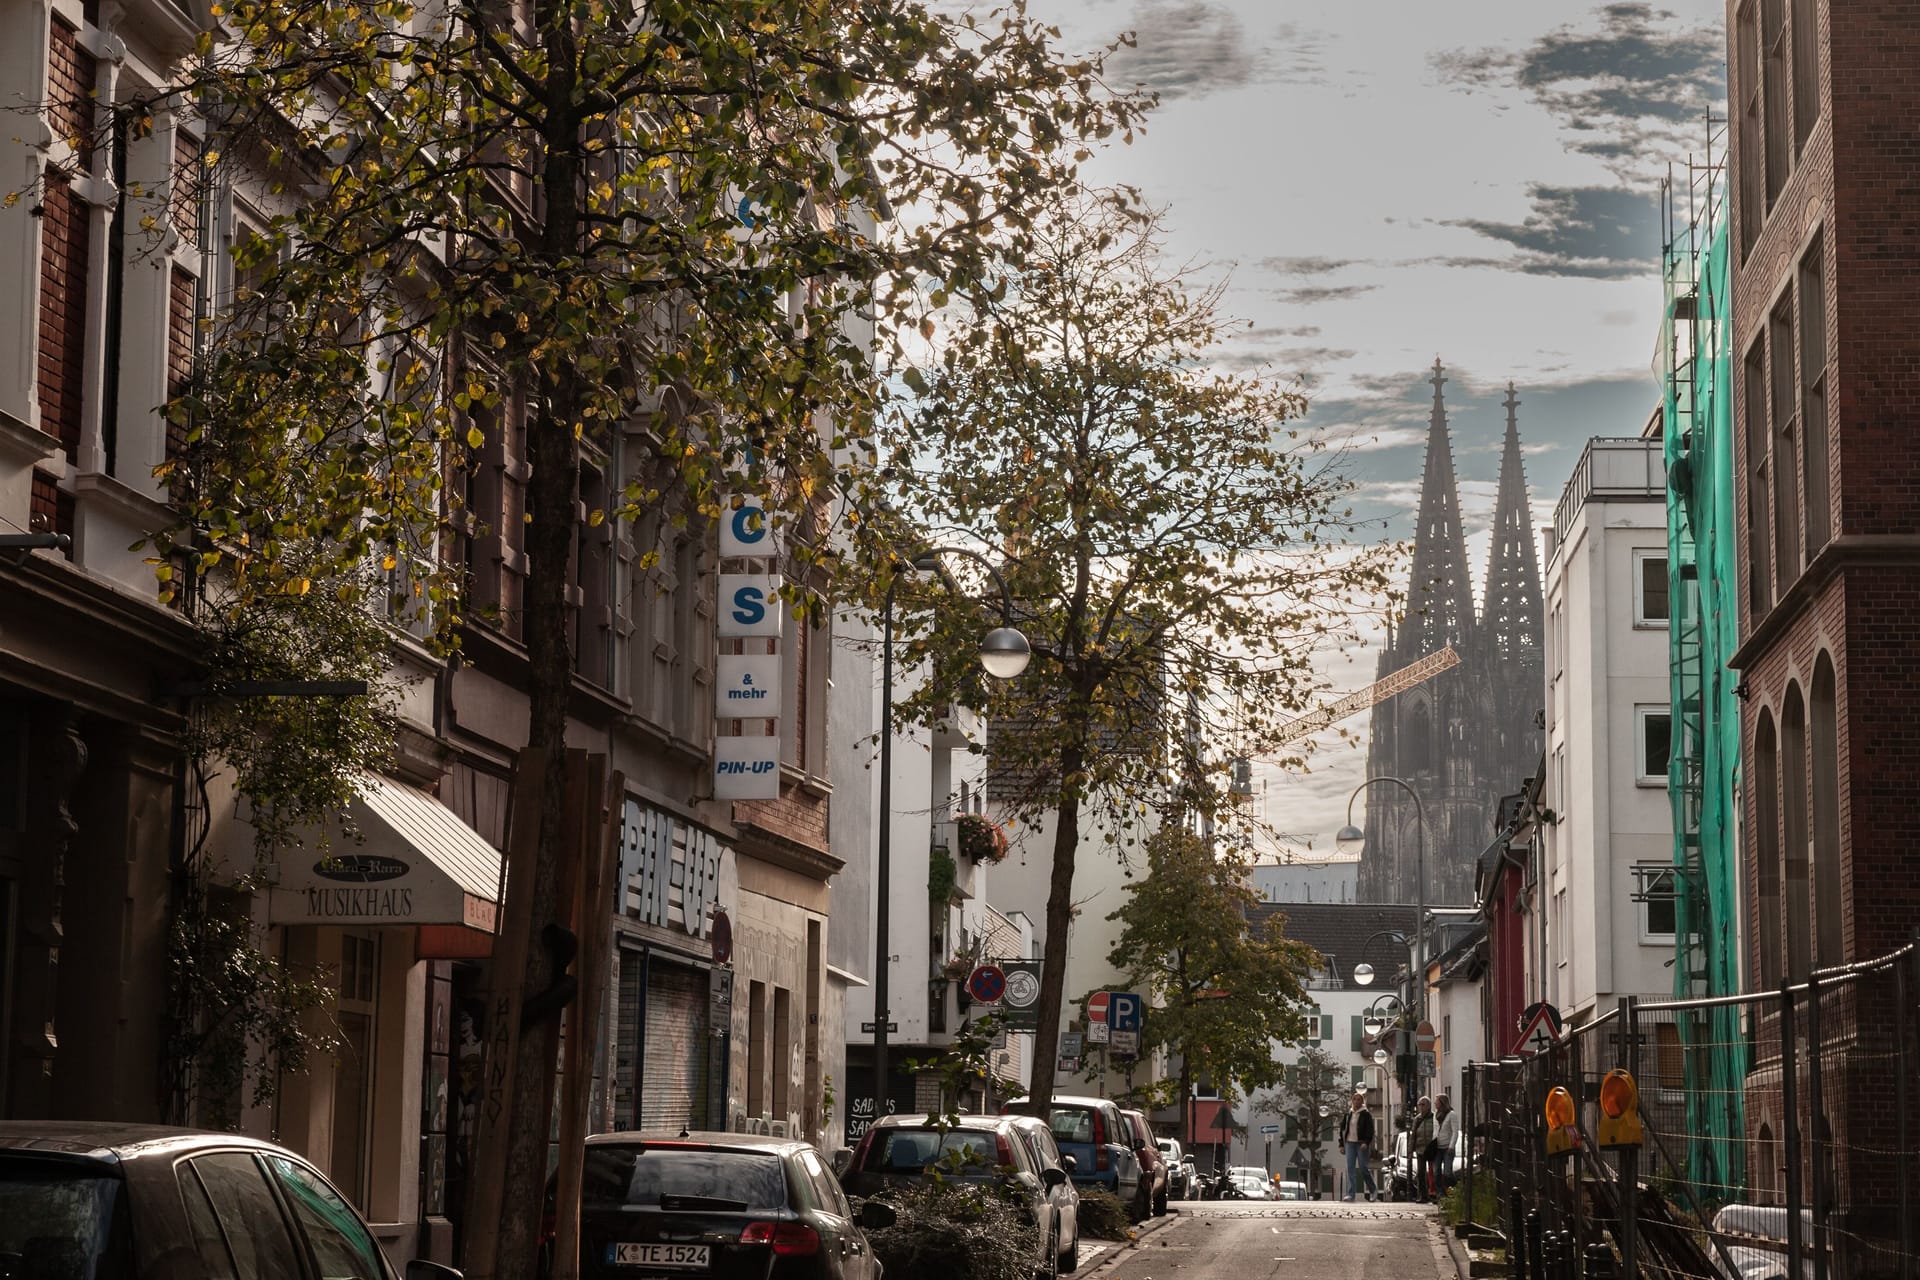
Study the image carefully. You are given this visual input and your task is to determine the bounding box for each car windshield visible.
[869,1129,1000,1172]
[0,1156,131,1279]
[581,1147,789,1212]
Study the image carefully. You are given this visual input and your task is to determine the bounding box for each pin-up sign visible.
[718,574,783,638]
[716,654,781,719]
[719,499,775,558]
[713,735,781,800]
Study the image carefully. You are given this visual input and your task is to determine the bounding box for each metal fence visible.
[1461,944,1920,1280]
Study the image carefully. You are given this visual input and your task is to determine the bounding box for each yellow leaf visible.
[467,424,484,448]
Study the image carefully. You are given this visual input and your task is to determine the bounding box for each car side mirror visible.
[1043,1166,1068,1189]
[407,1263,463,1280]
[1060,1154,1077,1173]
[857,1200,898,1230]
[831,1148,854,1178]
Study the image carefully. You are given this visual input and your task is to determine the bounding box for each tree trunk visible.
[494,5,583,1275]
[1022,738,1083,1114]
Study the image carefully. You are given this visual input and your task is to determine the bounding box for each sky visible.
[1021,0,1727,861]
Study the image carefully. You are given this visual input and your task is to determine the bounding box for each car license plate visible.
[608,1243,710,1268]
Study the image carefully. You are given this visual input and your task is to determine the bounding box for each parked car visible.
[1227,1172,1273,1200]
[0,1121,459,1279]
[1179,1158,1199,1199]
[1154,1139,1190,1200]
[1003,1096,1139,1211]
[842,1113,1080,1280]
[1118,1111,1166,1218]
[1380,1129,1417,1202]
[1276,1180,1308,1201]
[564,1131,887,1280]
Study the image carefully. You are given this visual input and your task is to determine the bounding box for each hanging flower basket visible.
[954,812,1009,864]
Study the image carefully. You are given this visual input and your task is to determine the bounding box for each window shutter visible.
[1284,1115,1297,1141]
[1351,1014,1363,1052]
[1351,1066,1366,1089]
[1322,1014,1334,1041]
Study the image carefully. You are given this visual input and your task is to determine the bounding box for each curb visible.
[1439,1217,1471,1280]
[1079,1209,1184,1277]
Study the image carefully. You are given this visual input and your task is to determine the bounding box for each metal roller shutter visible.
[640,958,710,1132]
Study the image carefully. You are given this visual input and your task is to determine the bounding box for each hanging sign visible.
[719,498,776,558]
[713,735,781,800]
[716,654,782,719]
[717,574,783,638]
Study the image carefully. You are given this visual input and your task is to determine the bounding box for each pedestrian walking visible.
[1433,1094,1459,1198]
[1339,1091,1378,1202]
[1411,1096,1435,1202]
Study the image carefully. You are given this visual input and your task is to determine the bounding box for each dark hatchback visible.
[570,1133,884,1280]
[0,1122,456,1280]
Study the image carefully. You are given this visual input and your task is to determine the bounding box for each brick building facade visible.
[1725,0,1920,1263]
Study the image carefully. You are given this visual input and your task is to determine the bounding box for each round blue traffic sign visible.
[967,964,1007,1004]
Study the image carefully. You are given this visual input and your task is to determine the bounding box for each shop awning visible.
[267,772,503,946]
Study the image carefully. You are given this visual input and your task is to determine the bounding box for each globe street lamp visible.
[873,548,1030,1117]
[1335,776,1430,1033]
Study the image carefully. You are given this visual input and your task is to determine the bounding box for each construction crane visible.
[1229,646,1460,799]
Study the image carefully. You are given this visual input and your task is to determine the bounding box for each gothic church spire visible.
[1481,382,1544,664]
[1400,358,1478,656]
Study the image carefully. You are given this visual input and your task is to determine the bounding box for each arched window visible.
[1782,686,1811,981]
[1405,701,1433,775]
[1811,656,1843,967]
[1756,1122,1779,1202]
[1755,711,1782,987]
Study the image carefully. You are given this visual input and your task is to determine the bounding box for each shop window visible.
[1634,550,1669,626]
[332,933,378,1211]
[1635,707,1672,784]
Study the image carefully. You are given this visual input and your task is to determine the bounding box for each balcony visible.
[1550,437,1666,553]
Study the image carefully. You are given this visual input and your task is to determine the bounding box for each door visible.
[640,957,710,1131]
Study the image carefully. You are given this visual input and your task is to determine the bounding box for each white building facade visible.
[1541,434,1677,1029]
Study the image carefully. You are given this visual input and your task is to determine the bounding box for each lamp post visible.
[1336,776,1429,1032]
[872,547,1030,1122]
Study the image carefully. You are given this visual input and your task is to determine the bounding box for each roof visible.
[1247,901,1420,980]
[0,1123,286,1162]
[582,1131,813,1151]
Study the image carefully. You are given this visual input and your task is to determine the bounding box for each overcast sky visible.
[1024,0,1726,866]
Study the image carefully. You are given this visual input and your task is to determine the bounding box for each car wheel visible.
[1058,1218,1079,1275]
[1154,1185,1167,1216]
[1035,1218,1059,1280]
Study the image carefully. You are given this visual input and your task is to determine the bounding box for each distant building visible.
[1358,363,1543,909]
[1252,859,1358,904]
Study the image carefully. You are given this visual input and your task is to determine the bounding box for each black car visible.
[570,1132,885,1280]
[0,1121,458,1279]
[839,1113,1079,1280]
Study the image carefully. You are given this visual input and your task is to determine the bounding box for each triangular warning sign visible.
[1512,1003,1564,1057]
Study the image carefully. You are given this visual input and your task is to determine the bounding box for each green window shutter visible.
[1285,1115,1297,1141]
[1351,1014,1363,1052]
[1321,1014,1334,1041]
[1351,1066,1366,1089]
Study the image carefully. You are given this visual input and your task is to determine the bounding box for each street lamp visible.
[1335,776,1430,1033]
[873,547,1030,1117]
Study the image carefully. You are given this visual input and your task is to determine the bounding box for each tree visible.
[890,194,1395,1112]
[38,4,1146,1273]
[1105,825,1318,1142]
[1254,1043,1348,1191]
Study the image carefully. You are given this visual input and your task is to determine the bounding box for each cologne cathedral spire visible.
[1481,382,1545,664]
[1400,358,1478,656]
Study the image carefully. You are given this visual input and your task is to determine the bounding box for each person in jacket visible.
[1411,1096,1436,1202]
[1339,1091,1377,1202]
[1433,1094,1460,1197]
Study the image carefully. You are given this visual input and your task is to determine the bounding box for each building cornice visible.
[1729,534,1920,670]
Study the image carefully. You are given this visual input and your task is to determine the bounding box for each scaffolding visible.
[1658,116,1747,1196]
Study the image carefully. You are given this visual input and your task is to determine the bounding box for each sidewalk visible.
[1077,1208,1183,1275]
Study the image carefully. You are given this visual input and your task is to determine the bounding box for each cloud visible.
[1106,1,1261,101]
[1259,255,1359,277]
[1271,283,1381,305]
[1444,184,1660,279]
[1432,3,1725,183]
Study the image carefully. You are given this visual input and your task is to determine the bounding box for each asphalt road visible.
[1081,1200,1450,1280]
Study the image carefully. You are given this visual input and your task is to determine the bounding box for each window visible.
[1634,550,1670,626]
[1761,0,1791,207]
[1636,707,1672,784]
[1755,710,1783,987]
[1799,237,1830,557]
[1638,865,1678,940]
[1769,298,1802,591]
[1744,339,1773,618]
[1791,0,1820,154]
[1811,655,1842,966]
[331,934,378,1211]
[1782,685,1811,982]
[1737,3,1763,256]
[267,1156,386,1280]
[191,1154,306,1280]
